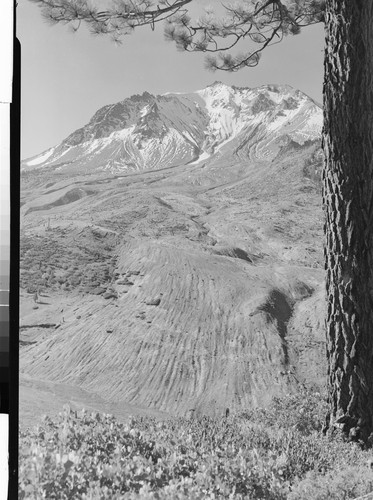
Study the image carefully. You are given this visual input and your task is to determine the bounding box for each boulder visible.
[145,297,161,306]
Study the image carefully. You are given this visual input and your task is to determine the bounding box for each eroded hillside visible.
[20,84,326,428]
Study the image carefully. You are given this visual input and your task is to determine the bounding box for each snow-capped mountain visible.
[23,82,322,173]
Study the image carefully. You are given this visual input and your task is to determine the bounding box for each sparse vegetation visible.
[20,229,118,294]
[19,390,373,499]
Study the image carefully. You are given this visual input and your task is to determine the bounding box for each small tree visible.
[27,0,373,444]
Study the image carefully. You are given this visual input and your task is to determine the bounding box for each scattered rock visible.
[103,291,118,300]
[106,328,114,333]
[32,305,39,310]
[186,409,196,419]
[89,281,101,287]
[145,297,161,306]
[116,279,130,285]
[293,281,315,300]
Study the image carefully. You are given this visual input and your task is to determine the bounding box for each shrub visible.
[19,391,373,499]
[289,466,373,499]
[241,387,328,435]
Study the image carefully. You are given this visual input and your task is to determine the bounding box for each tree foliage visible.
[166,0,325,71]
[29,0,325,69]
[28,0,193,41]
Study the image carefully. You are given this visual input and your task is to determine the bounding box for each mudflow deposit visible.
[20,82,327,428]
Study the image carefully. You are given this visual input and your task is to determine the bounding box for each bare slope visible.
[20,85,326,428]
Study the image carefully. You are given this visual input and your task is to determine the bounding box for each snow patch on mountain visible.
[189,151,211,165]
[24,147,56,166]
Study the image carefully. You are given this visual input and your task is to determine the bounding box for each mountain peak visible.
[22,82,322,172]
[207,81,226,88]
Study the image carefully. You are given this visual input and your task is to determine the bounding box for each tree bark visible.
[323,0,373,443]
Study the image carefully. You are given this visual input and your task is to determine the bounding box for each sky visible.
[17,0,325,159]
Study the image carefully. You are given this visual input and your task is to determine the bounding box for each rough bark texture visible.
[323,0,373,443]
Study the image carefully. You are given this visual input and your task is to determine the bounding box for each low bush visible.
[19,390,373,499]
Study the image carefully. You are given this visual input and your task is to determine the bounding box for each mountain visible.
[22,82,322,174]
[20,83,326,427]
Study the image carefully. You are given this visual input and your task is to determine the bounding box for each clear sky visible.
[17,0,325,159]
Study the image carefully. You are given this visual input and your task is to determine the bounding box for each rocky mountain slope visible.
[20,83,326,427]
[22,82,321,174]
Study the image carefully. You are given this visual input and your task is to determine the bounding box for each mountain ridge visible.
[23,82,322,174]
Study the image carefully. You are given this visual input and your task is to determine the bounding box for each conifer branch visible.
[28,0,325,69]
[28,0,193,39]
[165,0,325,71]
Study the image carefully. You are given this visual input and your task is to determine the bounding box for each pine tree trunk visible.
[323,0,373,443]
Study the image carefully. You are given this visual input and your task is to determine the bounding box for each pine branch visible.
[165,0,324,71]
[27,0,325,72]
[28,0,193,35]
